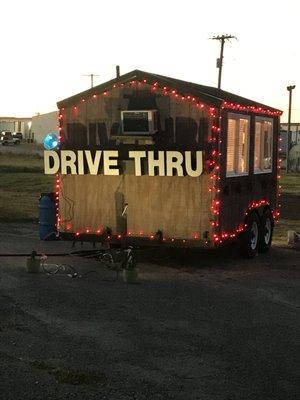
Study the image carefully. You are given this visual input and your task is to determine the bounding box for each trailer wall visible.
[58,84,213,240]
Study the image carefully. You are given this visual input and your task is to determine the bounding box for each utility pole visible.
[83,73,100,88]
[286,85,296,173]
[210,34,237,89]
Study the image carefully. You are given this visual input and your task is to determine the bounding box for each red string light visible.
[57,78,281,245]
[212,199,275,244]
[275,134,282,222]
[208,107,221,236]
[54,174,60,230]
[222,101,282,116]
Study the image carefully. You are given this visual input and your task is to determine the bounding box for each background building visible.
[0,116,32,135]
[280,122,300,155]
[31,111,58,143]
[279,123,300,171]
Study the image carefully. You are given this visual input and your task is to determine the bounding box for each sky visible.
[1,0,299,122]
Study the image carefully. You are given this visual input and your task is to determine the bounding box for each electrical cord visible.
[0,247,137,281]
[60,174,75,224]
[41,255,80,277]
[40,254,118,281]
[40,230,60,241]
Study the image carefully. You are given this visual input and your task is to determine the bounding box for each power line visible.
[210,34,237,89]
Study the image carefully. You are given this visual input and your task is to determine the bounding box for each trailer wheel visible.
[258,209,273,253]
[239,212,260,258]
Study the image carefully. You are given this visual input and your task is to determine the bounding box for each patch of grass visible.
[280,172,300,195]
[273,218,300,245]
[0,190,43,221]
[0,152,43,169]
[0,173,52,192]
[0,153,53,221]
[273,173,300,245]
[0,165,43,173]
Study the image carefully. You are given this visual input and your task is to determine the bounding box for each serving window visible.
[254,117,273,173]
[226,113,250,177]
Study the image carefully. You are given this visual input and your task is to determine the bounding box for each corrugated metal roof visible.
[57,69,282,113]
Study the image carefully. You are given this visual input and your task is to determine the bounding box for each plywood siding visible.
[59,173,212,239]
[59,82,213,239]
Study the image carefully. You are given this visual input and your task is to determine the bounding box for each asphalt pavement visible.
[0,223,299,400]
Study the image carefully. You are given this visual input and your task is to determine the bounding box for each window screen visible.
[254,118,273,173]
[237,118,249,174]
[226,118,236,174]
[226,114,250,176]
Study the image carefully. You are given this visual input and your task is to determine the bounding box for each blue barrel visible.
[39,193,57,240]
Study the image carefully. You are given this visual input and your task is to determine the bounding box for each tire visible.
[239,212,260,258]
[258,209,273,253]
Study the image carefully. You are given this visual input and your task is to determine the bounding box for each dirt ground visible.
[0,223,299,400]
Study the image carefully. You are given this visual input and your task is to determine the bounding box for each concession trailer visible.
[48,68,282,257]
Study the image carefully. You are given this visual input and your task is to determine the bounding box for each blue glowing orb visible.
[43,133,59,150]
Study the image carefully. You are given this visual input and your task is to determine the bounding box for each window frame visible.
[226,113,250,178]
[254,116,273,174]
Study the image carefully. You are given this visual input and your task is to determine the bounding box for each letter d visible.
[44,150,60,174]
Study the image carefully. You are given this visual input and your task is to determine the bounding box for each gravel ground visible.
[0,223,299,400]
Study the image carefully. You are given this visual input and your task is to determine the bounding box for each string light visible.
[54,173,60,230]
[275,134,282,222]
[57,77,281,245]
[212,199,274,244]
[208,105,221,237]
[222,101,282,116]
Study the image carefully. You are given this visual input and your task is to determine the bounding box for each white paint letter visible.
[77,151,84,175]
[61,150,77,175]
[129,151,146,176]
[103,150,119,176]
[148,151,165,176]
[85,150,102,175]
[44,151,60,174]
[166,151,184,176]
[185,151,203,177]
